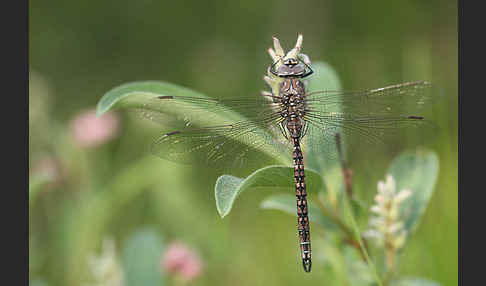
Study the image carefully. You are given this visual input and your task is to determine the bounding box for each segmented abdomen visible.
[293,137,311,272]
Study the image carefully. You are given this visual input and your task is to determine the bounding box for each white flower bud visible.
[370,205,382,214]
[366,174,413,255]
[392,231,408,249]
[394,189,412,204]
[389,222,404,234]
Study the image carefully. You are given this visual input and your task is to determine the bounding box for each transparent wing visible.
[150,113,292,169]
[305,81,431,116]
[302,81,436,161]
[304,113,432,143]
[136,93,278,129]
[133,93,293,168]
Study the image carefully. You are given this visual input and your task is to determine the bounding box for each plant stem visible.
[335,133,354,199]
[316,197,369,261]
[343,195,383,286]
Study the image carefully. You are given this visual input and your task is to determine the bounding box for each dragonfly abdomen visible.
[292,137,311,272]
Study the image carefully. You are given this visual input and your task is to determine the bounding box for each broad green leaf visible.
[307,61,343,96]
[215,165,324,218]
[122,228,164,286]
[97,81,290,165]
[97,81,206,116]
[97,81,243,127]
[260,194,337,230]
[305,61,343,174]
[387,149,439,235]
[390,277,442,286]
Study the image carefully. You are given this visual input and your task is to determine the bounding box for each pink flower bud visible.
[69,109,120,148]
[161,241,203,282]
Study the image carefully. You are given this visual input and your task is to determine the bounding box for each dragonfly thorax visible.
[279,78,307,139]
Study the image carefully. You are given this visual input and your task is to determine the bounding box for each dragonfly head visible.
[268,35,313,79]
[270,57,313,78]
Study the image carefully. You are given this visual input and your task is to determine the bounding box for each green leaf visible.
[390,277,442,286]
[97,81,206,116]
[215,165,324,218]
[122,228,164,286]
[260,194,337,230]
[307,61,343,94]
[97,81,290,165]
[305,61,343,174]
[97,81,245,128]
[387,149,439,235]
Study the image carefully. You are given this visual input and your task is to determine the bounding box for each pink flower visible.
[161,241,203,282]
[69,109,120,148]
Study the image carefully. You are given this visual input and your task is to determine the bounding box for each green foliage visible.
[306,61,343,94]
[304,62,343,174]
[253,149,440,286]
[61,156,172,284]
[304,61,343,171]
[122,228,165,286]
[343,193,383,286]
[388,150,440,236]
[98,81,208,117]
[260,194,337,231]
[214,165,323,218]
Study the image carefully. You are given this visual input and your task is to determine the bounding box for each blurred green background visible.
[29,0,457,285]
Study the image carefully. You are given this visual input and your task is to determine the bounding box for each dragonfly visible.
[136,35,432,272]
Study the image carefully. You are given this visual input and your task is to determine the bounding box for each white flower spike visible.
[364,174,413,269]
